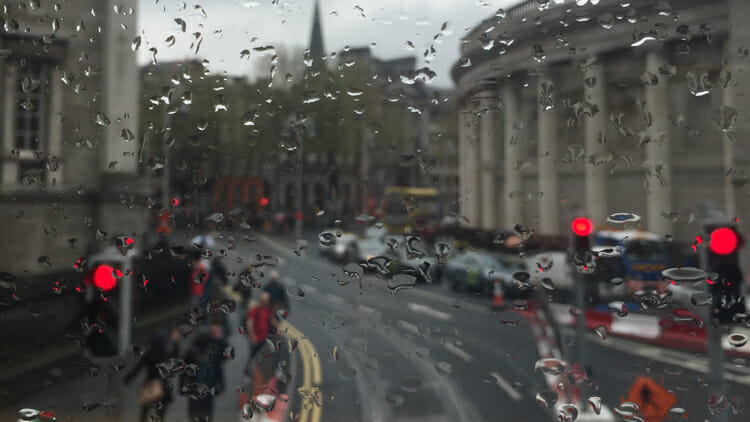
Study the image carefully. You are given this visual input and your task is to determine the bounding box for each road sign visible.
[626,376,676,422]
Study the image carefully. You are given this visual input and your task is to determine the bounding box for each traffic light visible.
[703,222,745,322]
[81,247,136,357]
[571,217,593,251]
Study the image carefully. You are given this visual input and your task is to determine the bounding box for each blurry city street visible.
[2,0,750,421]
[2,229,749,422]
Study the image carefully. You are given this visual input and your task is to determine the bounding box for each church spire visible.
[309,0,324,61]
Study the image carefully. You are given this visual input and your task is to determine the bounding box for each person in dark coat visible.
[125,329,178,422]
[181,326,226,422]
[263,270,289,318]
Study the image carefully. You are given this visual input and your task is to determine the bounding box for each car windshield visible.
[3,1,750,422]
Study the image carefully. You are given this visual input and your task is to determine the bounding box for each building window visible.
[15,59,46,151]
[3,57,53,188]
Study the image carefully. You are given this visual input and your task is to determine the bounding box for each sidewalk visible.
[1,305,299,422]
[549,303,750,357]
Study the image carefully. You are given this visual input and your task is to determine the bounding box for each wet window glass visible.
[1,1,750,422]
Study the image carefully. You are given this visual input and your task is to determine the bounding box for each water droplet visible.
[18,409,40,420]
[511,271,531,292]
[606,212,641,224]
[400,378,422,392]
[434,242,451,264]
[686,70,711,96]
[534,358,566,376]
[595,325,608,340]
[435,361,452,376]
[572,251,596,274]
[94,112,111,127]
[711,106,738,133]
[658,63,677,76]
[405,235,425,259]
[252,394,277,412]
[536,257,554,272]
[388,274,416,295]
[536,390,557,408]
[558,403,579,422]
[597,13,614,29]
[318,231,337,246]
[608,301,628,317]
[614,401,643,421]
[654,0,672,16]
[671,308,703,327]
[223,346,235,360]
[729,333,748,348]
[661,267,707,283]
[120,128,135,142]
[540,278,554,290]
[385,392,404,406]
[587,396,602,415]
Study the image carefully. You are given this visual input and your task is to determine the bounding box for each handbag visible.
[138,379,165,405]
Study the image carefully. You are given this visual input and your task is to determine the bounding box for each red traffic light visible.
[93,264,119,291]
[571,217,593,237]
[709,227,738,255]
[260,197,269,207]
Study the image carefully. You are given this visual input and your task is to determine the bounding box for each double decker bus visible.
[382,186,440,236]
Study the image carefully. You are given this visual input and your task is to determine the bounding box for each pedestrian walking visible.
[246,291,272,360]
[125,329,177,422]
[263,270,290,320]
[181,327,226,422]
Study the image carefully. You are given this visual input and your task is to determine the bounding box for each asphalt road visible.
[2,230,749,422]
[261,232,750,422]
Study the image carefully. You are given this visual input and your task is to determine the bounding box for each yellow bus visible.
[382,186,440,234]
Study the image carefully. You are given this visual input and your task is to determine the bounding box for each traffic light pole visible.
[573,267,588,406]
[118,250,134,357]
[699,242,729,422]
[570,217,592,409]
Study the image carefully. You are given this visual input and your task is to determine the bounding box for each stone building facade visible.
[0,0,142,278]
[452,0,750,248]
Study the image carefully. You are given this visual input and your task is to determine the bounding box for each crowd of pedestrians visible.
[123,231,289,422]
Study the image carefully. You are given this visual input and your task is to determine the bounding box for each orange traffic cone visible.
[491,279,505,309]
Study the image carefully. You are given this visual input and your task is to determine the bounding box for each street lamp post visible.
[294,127,304,239]
[161,105,170,211]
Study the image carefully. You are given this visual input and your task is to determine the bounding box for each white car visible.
[319,232,359,263]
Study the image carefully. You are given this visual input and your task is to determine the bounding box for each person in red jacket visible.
[246,291,272,359]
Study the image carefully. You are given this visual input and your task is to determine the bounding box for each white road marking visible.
[407,302,452,321]
[396,319,422,336]
[406,288,488,314]
[489,371,522,401]
[325,293,345,305]
[358,304,376,315]
[443,342,474,363]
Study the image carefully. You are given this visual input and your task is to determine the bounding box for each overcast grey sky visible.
[137,0,517,88]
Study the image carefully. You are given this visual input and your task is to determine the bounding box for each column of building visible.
[478,90,499,231]
[644,50,672,235]
[457,108,481,226]
[503,82,522,229]
[723,0,750,220]
[537,74,559,235]
[583,59,608,223]
[1,63,15,188]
